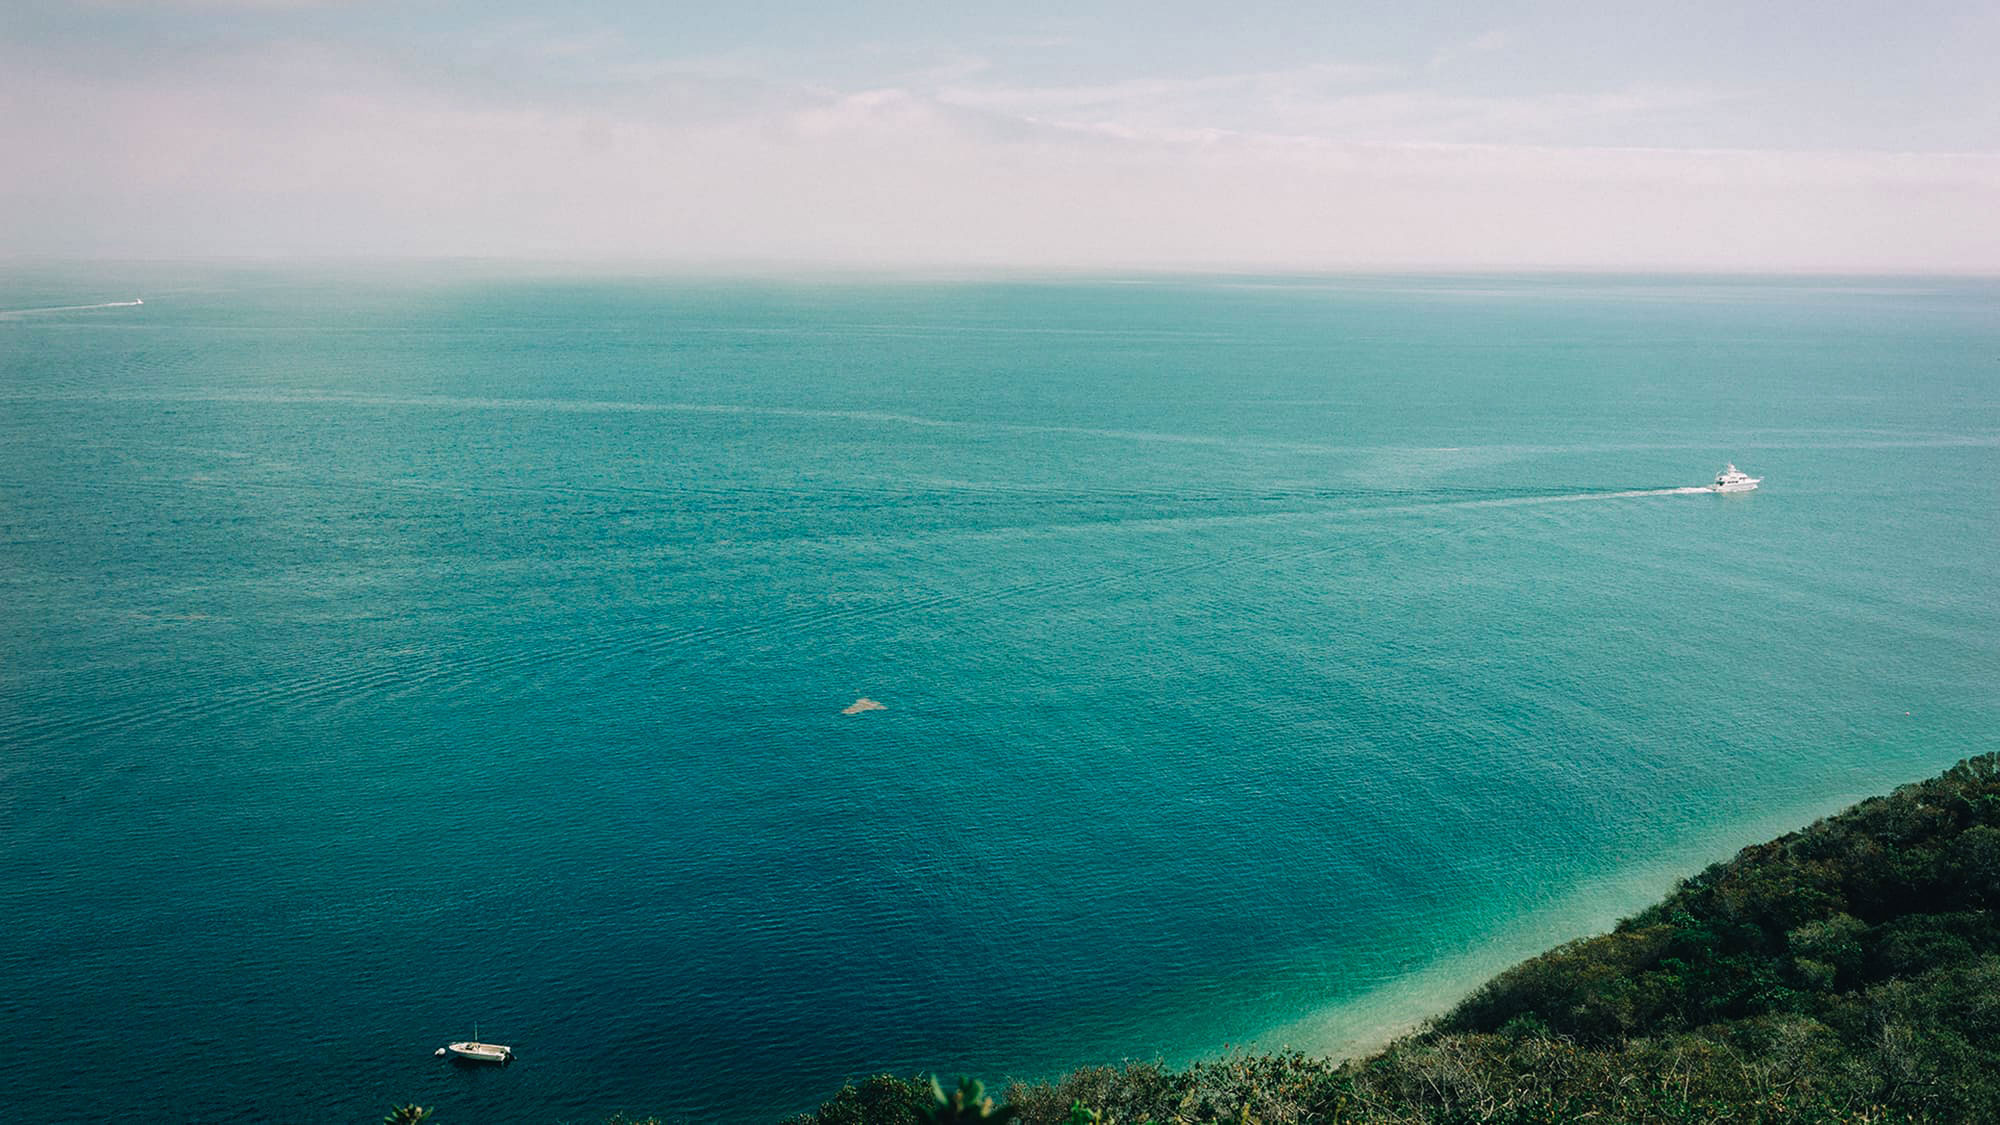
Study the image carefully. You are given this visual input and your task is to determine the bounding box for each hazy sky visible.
[5,0,1998,269]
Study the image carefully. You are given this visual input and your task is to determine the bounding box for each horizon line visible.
[6,254,1999,281]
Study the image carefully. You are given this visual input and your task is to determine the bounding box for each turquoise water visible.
[2,267,1996,1123]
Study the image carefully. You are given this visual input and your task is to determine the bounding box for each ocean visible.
[2,266,1996,1123]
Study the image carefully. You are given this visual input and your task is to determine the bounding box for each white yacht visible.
[1712,464,1761,493]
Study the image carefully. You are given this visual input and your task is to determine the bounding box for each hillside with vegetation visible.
[772,753,2000,1125]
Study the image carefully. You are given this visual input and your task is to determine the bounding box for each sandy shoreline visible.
[1244,789,1878,1063]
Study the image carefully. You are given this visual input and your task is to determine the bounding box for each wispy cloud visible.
[917,55,1736,149]
[937,61,1399,118]
[1428,30,1516,72]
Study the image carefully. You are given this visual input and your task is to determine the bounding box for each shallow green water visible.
[2,267,1996,1123]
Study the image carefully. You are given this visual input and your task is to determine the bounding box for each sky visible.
[3,0,1998,270]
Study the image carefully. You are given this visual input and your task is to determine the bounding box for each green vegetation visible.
[783,753,2000,1124]
[918,1077,1018,1123]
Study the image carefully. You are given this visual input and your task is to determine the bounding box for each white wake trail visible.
[1450,485,1715,510]
[0,299,144,319]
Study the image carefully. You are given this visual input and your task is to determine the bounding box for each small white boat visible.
[435,1033,513,1064]
[1712,463,1761,493]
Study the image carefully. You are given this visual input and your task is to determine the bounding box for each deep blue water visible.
[2,267,1997,1123]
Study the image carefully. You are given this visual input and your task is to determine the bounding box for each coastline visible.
[1244,786,1883,1062]
[807,755,2000,1123]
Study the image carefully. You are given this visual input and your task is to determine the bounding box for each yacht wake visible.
[0,299,144,319]
[1450,485,1714,509]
